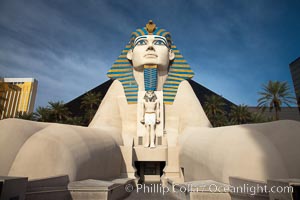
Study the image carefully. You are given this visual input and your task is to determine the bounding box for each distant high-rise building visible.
[289,57,300,112]
[0,78,38,119]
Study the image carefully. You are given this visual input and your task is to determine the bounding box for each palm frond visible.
[257,80,296,120]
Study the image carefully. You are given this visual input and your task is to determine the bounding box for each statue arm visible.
[140,100,145,124]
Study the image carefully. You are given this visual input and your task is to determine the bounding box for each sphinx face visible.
[127,35,175,71]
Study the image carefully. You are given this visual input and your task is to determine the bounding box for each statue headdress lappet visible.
[107,20,194,104]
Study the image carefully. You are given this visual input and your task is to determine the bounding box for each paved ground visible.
[124,183,182,200]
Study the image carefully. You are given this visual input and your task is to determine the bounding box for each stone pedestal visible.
[25,175,70,200]
[268,179,300,200]
[229,177,269,200]
[133,146,167,161]
[168,179,231,200]
[161,146,183,186]
[68,178,134,200]
[120,145,138,183]
[0,176,27,200]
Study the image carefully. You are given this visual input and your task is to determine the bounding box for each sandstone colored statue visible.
[140,90,160,148]
[0,21,300,186]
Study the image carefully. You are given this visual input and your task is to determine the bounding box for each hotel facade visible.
[0,78,38,119]
[289,57,300,112]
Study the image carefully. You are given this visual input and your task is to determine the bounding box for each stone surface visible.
[25,175,71,200]
[229,177,269,200]
[124,183,181,200]
[168,180,232,200]
[0,176,27,200]
[133,146,167,161]
[0,119,49,175]
[268,179,300,200]
[6,122,123,182]
[68,178,134,200]
[179,120,300,183]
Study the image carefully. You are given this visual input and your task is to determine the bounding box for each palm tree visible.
[16,112,35,121]
[258,81,295,120]
[229,104,252,124]
[212,113,229,127]
[204,95,227,127]
[250,112,270,123]
[204,95,226,117]
[34,106,53,122]
[48,101,71,123]
[64,116,83,126]
[80,92,102,123]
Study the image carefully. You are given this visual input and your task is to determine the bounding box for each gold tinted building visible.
[0,78,38,119]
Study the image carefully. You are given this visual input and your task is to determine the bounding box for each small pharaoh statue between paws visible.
[140,90,160,148]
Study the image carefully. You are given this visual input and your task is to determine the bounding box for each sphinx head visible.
[127,35,175,71]
[126,21,175,72]
[107,20,194,104]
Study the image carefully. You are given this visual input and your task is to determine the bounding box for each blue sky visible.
[1,0,300,109]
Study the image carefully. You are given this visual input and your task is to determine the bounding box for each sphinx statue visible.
[89,20,211,149]
[1,20,300,187]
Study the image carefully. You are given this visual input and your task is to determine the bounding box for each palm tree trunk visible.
[275,108,279,120]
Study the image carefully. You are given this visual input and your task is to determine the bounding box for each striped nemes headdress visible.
[107,20,194,104]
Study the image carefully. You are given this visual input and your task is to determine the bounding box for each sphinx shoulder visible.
[177,80,193,94]
[106,80,126,96]
[111,79,124,89]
